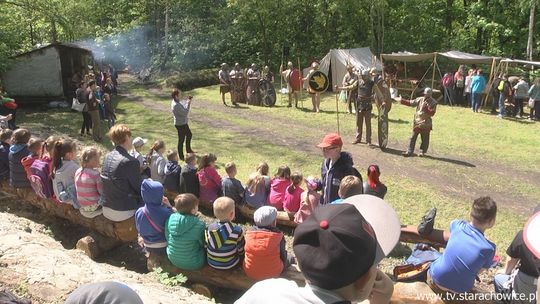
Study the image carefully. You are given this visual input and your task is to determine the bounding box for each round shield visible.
[258,79,276,107]
[289,69,302,91]
[308,70,329,93]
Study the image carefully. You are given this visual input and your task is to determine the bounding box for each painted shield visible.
[289,69,302,91]
[258,79,276,107]
[307,70,329,93]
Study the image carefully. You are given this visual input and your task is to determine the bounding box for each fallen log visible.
[238,205,297,228]
[399,225,449,248]
[0,184,137,242]
[148,252,305,291]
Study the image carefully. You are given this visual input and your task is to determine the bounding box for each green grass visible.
[16,80,532,251]
[191,85,540,172]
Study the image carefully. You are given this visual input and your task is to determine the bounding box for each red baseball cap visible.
[317,133,343,148]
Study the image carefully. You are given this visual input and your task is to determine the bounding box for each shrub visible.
[165,69,219,91]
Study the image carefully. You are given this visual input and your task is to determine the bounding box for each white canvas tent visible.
[302,47,381,92]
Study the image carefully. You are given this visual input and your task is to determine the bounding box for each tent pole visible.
[404,62,407,79]
[483,57,497,107]
[431,55,437,89]
[380,54,384,81]
[298,57,303,109]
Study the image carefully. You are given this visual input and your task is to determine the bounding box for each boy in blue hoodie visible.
[163,150,181,193]
[135,179,174,255]
[8,128,31,188]
[0,129,13,181]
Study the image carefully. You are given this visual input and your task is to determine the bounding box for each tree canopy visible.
[0,0,539,73]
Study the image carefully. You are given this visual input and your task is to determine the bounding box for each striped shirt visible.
[75,168,103,207]
[205,221,245,270]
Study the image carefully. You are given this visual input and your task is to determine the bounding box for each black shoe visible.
[402,151,413,157]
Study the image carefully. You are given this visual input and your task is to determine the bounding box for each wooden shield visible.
[258,79,276,107]
[289,69,302,91]
[374,79,393,113]
[307,70,329,93]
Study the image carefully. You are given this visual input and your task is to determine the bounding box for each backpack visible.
[497,80,505,92]
[29,159,54,199]
[442,74,453,88]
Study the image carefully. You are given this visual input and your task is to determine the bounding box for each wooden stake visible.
[431,55,437,90]
[298,57,303,109]
[335,91,340,135]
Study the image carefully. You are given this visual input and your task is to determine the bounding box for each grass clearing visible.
[17,79,533,252]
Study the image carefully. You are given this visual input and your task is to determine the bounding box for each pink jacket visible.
[283,185,303,213]
[197,167,222,203]
[267,178,290,210]
[294,190,321,224]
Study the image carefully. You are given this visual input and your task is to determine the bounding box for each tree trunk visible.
[256,12,270,64]
[50,19,58,43]
[527,0,536,60]
[446,0,454,36]
[161,0,170,70]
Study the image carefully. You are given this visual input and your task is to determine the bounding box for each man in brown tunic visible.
[399,87,437,157]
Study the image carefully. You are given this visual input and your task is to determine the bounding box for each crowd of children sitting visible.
[4,124,537,303]
[0,124,389,282]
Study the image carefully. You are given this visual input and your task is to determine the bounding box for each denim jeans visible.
[493,273,510,294]
[499,94,507,116]
[472,93,482,112]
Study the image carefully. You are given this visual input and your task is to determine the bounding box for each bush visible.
[165,69,219,91]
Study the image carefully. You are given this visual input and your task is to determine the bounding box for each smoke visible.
[74,25,153,70]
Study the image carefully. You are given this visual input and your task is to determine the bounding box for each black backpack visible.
[418,208,437,235]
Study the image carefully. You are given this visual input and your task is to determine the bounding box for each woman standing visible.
[76,81,91,136]
[453,65,466,106]
[528,78,540,120]
[171,89,194,160]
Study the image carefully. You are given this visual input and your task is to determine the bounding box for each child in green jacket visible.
[165,193,206,270]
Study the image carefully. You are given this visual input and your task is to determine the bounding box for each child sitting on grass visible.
[268,165,291,211]
[206,197,245,270]
[179,152,199,197]
[52,139,81,208]
[363,165,387,199]
[283,171,303,213]
[331,175,363,204]
[222,162,244,206]
[75,147,104,218]
[9,128,32,188]
[147,140,167,183]
[135,179,174,256]
[0,129,13,181]
[165,193,206,270]
[197,153,222,204]
[294,176,321,224]
[21,137,44,178]
[163,150,181,194]
[243,206,292,280]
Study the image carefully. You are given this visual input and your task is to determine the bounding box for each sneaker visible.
[497,114,504,119]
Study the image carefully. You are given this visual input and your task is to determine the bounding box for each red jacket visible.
[243,230,284,280]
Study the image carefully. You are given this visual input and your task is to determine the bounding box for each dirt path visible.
[125,80,539,215]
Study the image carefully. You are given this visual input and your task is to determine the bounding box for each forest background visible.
[0,0,538,74]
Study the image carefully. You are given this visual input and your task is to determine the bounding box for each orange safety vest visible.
[243,230,284,280]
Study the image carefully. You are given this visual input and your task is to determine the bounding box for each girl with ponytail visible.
[146,140,167,183]
[52,139,81,208]
[363,165,387,199]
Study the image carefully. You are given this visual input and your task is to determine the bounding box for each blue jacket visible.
[163,161,181,193]
[471,75,486,94]
[9,144,31,188]
[0,142,10,180]
[318,152,361,205]
[135,179,173,248]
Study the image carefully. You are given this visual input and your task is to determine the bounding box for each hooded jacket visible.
[243,226,285,280]
[165,212,206,270]
[8,144,31,188]
[135,179,173,249]
[319,152,361,205]
[163,160,181,193]
[268,178,290,210]
[179,164,199,197]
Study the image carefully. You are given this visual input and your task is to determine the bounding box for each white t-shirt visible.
[235,279,369,304]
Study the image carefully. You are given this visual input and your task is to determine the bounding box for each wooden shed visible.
[1,43,93,103]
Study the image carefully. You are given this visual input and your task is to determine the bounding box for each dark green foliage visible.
[0,0,539,74]
[165,69,219,91]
